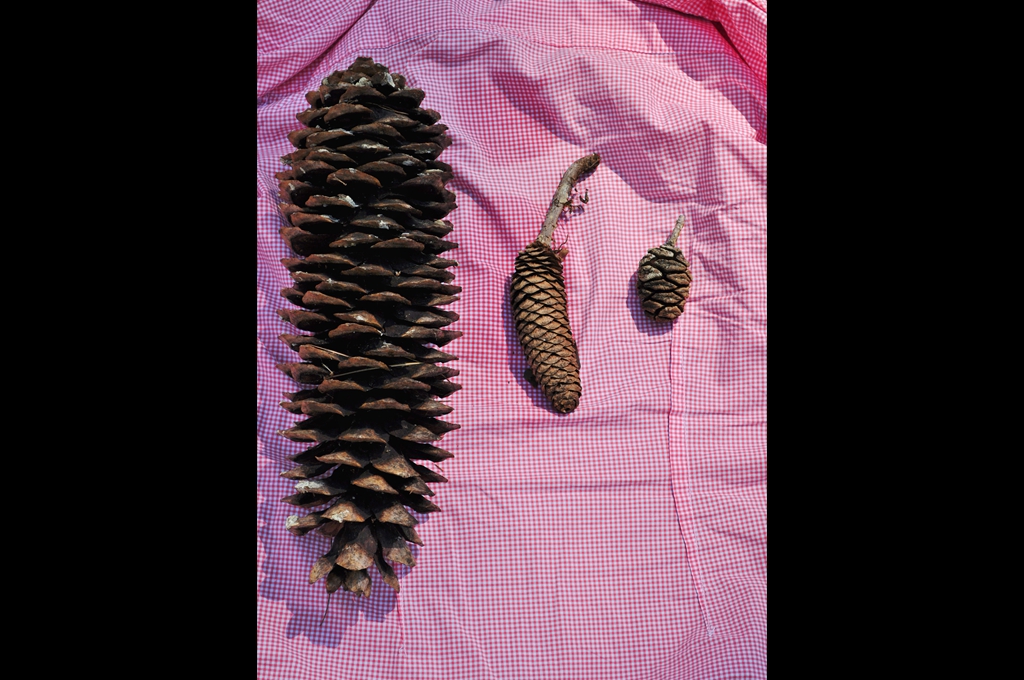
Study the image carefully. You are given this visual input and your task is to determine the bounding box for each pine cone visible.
[637,215,692,321]
[275,57,460,599]
[512,241,580,413]
[511,154,600,414]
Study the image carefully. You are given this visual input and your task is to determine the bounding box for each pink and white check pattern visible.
[257,1,766,678]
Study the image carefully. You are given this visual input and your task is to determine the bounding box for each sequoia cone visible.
[637,215,692,321]
[274,57,460,598]
[511,154,600,414]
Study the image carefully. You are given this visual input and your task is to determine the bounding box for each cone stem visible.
[666,215,685,246]
[537,153,601,247]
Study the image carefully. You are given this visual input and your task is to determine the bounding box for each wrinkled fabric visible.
[257,1,766,678]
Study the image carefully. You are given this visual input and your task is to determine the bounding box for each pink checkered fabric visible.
[257,1,766,678]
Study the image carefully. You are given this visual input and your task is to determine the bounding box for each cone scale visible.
[275,57,460,598]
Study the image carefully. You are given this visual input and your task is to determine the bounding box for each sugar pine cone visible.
[637,215,692,321]
[511,154,600,414]
[275,57,460,599]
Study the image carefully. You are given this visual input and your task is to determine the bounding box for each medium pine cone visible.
[511,154,600,414]
[512,241,581,414]
[275,57,460,598]
[637,215,692,321]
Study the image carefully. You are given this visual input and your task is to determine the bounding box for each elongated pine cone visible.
[512,242,580,413]
[637,215,692,321]
[511,154,600,414]
[275,57,461,598]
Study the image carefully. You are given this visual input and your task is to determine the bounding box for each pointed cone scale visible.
[321,497,371,523]
[309,555,336,584]
[402,494,441,514]
[323,102,374,124]
[351,123,402,141]
[349,214,403,232]
[299,401,355,418]
[318,520,345,538]
[333,310,384,330]
[359,397,411,412]
[327,323,383,340]
[325,566,346,593]
[411,463,448,484]
[330,232,381,248]
[350,469,400,495]
[300,291,353,309]
[381,153,426,171]
[374,500,418,526]
[339,423,390,444]
[294,478,348,496]
[315,448,370,469]
[375,524,417,567]
[392,440,455,463]
[282,493,331,508]
[315,280,368,297]
[370,445,419,478]
[308,149,357,167]
[285,512,326,536]
[374,550,401,593]
[410,399,454,416]
[371,376,431,391]
[371,237,426,251]
[361,340,416,360]
[305,194,359,210]
[344,568,373,597]
[388,421,442,443]
[309,535,345,583]
[335,523,378,571]
[398,476,434,496]
[281,463,335,480]
[327,167,381,190]
[318,378,369,393]
[397,525,424,545]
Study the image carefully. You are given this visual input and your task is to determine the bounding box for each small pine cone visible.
[637,215,692,321]
[275,57,460,599]
[511,154,600,414]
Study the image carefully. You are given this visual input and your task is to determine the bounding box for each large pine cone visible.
[637,216,692,321]
[511,242,581,413]
[275,57,460,598]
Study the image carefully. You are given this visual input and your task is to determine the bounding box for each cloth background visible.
[257,1,766,677]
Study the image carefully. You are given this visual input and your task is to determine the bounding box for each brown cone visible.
[637,215,692,321]
[511,242,581,413]
[276,57,459,599]
[511,154,600,414]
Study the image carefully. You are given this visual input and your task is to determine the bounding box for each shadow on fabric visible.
[257,484,431,645]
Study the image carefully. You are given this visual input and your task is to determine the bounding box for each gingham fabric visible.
[257,1,767,678]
